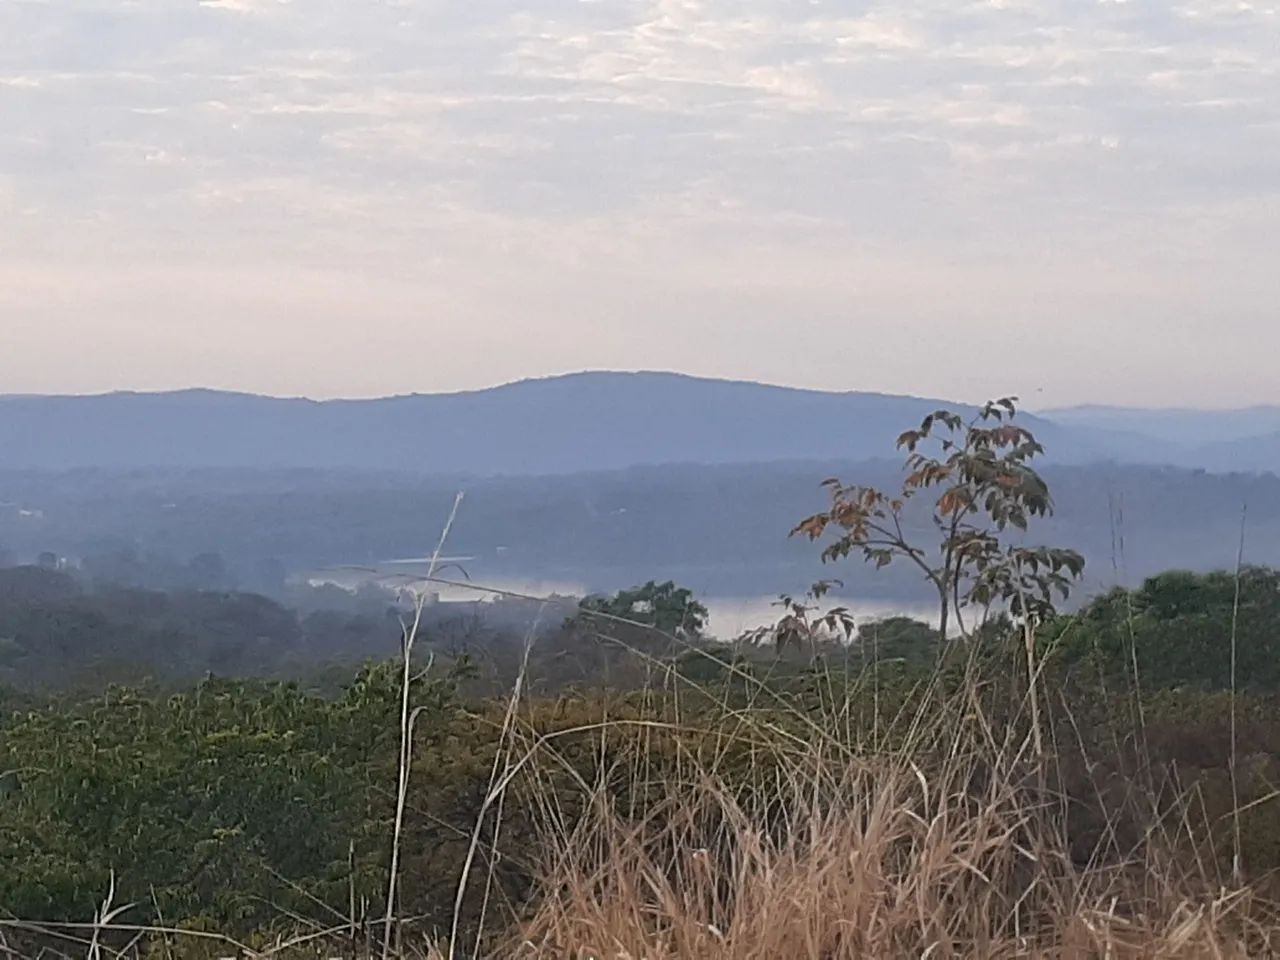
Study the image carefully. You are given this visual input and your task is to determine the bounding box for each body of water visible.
[303,563,936,639]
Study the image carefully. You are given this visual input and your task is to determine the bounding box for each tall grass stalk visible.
[1229,503,1248,886]
[383,492,464,960]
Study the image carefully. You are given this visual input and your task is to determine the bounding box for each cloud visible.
[1,0,1278,405]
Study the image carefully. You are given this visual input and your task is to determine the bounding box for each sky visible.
[2,0,1278,407]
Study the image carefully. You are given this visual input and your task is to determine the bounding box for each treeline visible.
[4,460,1280,599]
[0,566,702,695]
[1048,566,1280,690]
[0,566,401,691]
[6,559,1280,696]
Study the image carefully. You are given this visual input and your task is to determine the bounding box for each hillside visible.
[3,460,1276,602]
[1042,403,1280,470]
[0,372,1177,474]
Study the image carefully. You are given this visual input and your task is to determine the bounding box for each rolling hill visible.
[1042,404,1280,446]
[0,371,1204,474]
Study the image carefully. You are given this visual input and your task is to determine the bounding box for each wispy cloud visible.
[1,0,1278,404]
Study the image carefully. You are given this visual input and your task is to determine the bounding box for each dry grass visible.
[491,652,1280,960]
[510,773,1270,958]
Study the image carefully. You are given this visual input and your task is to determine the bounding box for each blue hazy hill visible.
[0,370,1211,474]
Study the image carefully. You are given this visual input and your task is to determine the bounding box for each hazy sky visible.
[3,0,1278,407]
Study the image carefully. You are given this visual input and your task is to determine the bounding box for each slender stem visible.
[382,492,464,960]
[1229,502,1247,885]
[1016,579,1043,759]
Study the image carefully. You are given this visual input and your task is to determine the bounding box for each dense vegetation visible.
[3,566,1280,955]
[0,566,401,690]
[1048,566,1280,690]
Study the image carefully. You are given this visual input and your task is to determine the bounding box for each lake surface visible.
[306,565,937,639]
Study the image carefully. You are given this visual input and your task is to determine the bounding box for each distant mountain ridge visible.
[1042,404,1280,446]
[0,372,1269,475]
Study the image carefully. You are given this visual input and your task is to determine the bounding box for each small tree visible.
[738,580,855,654]
[793,398,1084,641]
[575,580,709,638]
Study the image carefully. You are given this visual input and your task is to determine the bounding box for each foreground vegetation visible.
[4,567,1280,957]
